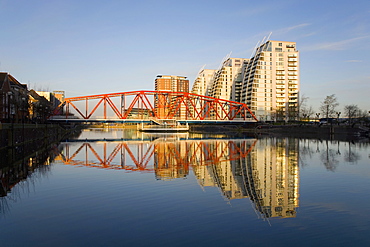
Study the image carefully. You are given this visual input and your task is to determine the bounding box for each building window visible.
[279,43,282,46]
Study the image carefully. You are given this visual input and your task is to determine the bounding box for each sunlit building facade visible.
[240,40,299,121]
[208,57,249,101]
[155,75,189,119]
[191,69,215,96]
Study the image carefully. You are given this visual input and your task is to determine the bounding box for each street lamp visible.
[336,112,341,125]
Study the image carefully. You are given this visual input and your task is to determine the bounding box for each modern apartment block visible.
[190,40,299,121]
[155,75,189,92]
[208,57,249,101]
[154,75,189,119]
[240,40,299,121]
[191,69,215,96]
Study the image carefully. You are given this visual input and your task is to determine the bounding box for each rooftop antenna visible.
[250,40,261,58]
[217,54,227,70]
[266,32,272,41]
[261,36,267,45]
[197,64,206,75]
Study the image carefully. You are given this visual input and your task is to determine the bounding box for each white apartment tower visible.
[209,57,249,101]
[191,69,216,96]
[241,40,299,121]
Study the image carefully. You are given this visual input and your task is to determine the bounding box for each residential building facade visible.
[191,69,215,96]
[240,40,299,121]
[154,75,189,119]
[208,57,249,101]
[0,72,29,123]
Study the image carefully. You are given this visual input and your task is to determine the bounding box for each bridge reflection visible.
[55,137,300,219]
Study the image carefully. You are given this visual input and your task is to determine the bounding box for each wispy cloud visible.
[305,36,370,51]
[346,60,362,63]
[273,23,312,35]
[301,31,317,38]
[251,23,311,43]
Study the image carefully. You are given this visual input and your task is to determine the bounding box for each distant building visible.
[52,91,65,104]
[36,90,65,110]
[154,75,189,119]
[28,90,54,122]
[155,75,189,92]
[240,40,299,121]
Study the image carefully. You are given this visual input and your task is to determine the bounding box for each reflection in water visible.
[56,136,300,220]
[0,144,62,214]
[299,139,368,171]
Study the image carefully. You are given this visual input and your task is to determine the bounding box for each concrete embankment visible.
[190,123,370,141]
[0,123,82,168]
[0,123,70,148]
[252,124,369,140]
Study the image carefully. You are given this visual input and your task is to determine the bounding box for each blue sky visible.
[1,0,369,112]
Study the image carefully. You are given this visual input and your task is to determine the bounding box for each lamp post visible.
[336,112,341,125]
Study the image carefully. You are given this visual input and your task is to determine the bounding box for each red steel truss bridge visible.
[54,139,257,173]
[51,90,258,123]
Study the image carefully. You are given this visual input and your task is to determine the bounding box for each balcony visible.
[276,76,285,80]
[276,71,285,75]
[276,66,284,71]
[288,67,297,71]
[288,54,297,58]
[288,76,298,80]
[288,63,298,67]
[276,85,286,89]
[288,58,298,62]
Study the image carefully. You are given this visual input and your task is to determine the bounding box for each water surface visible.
[1,129,369,246]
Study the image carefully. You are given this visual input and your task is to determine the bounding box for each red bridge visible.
[52,90,258,122]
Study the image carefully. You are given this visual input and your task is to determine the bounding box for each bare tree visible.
[344,104,360,124]
[319,94,339,119]
[301,105,315,121]
[298,94,309,119]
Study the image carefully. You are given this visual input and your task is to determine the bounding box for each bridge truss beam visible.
[53,91,258,121]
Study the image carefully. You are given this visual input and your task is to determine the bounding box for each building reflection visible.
[192,138,299,219]
[0,144,61,198]
[58,136,300,219]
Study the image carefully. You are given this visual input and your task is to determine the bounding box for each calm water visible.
[1,129,370,247]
